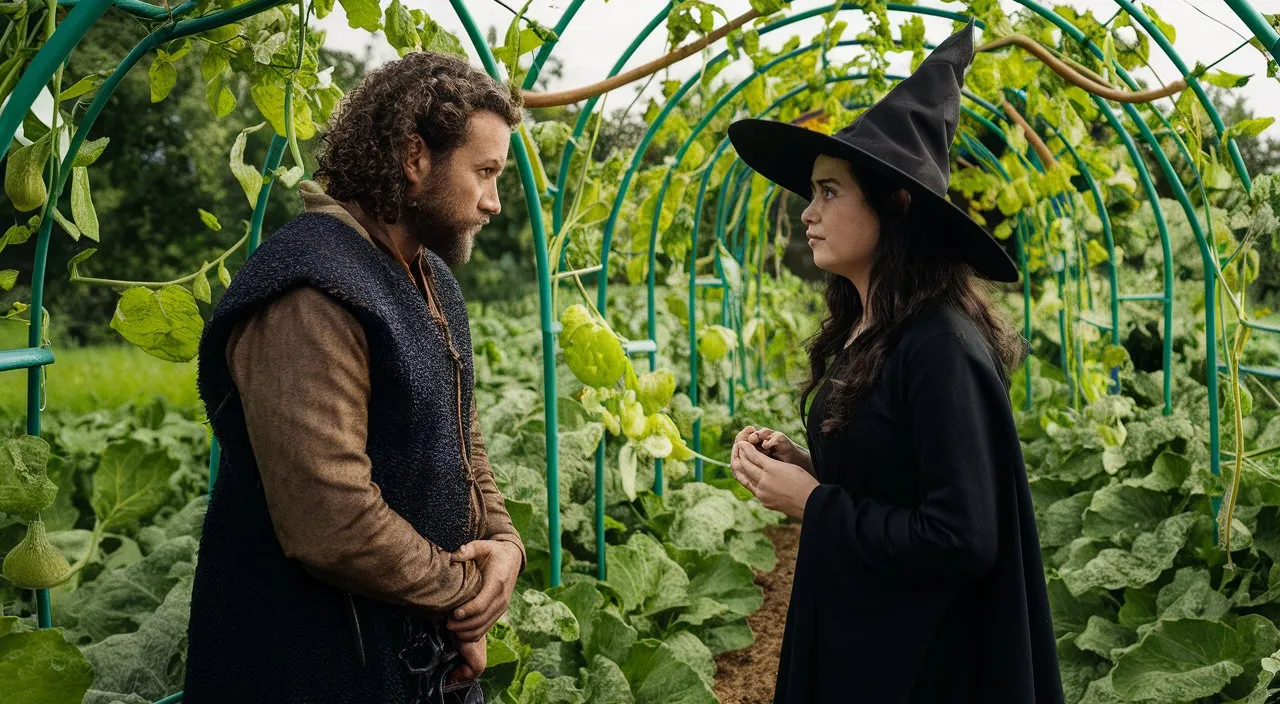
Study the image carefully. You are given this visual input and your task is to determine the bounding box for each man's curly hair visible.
[314,52,523,224]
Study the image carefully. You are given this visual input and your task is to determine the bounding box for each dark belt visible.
[396,612,484,704]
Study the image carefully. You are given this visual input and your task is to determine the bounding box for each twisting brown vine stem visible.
[519,8,761,108]
[1001,99,1058,168]
[517,18,1188,109]
[975,34,1187,103]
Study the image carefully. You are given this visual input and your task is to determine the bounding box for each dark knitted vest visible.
[183,212,475,704]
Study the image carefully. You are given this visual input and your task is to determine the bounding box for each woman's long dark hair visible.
[800,162,1027,436]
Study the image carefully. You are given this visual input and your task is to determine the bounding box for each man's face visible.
[406,111,511,267]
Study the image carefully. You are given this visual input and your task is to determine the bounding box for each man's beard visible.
[404,179,488,267]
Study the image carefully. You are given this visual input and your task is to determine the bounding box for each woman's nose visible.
[801,202,818,225]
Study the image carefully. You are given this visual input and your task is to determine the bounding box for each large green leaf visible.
[586,608,638,664]
[229,122,266,208]
[1062,512,1198,595]
[0,435,56,521]
[508,589,580,647]
[109,286,203,363]
[677,550,762,617]
[383,0,419,53]
[82,577,194,700]
[148,56,177,103]
[1111,619,1248,701]
[1041,491,1093,548]
[60,536,197,644]
[421,15,466,57]
[70,167,99,242]
[1081,484,1174,542]
[338,0,380,31]
[692,621,754,656]
[603,533,690,617]
[1047,577,1110,636]
[548,581,601,644]
[1156,567,1230,622]
[1127,451,1191,492]
[250,79,315,142]
[91,439,178,532]
[1057,639,1110,703]
[1074,616,1137,662]
[666,490,738,552]
[583,654,634,704]
[511,670,586,704]
[727,531,776,572]
[621,637,718,704]
[0,628,94,704]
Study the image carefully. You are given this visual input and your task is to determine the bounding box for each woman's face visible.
[800,155,881,285]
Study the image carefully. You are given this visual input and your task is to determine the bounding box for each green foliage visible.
[0,622,94,704]
[0,435,55,521]
[108,287,203,363]
[4,1,1279,702]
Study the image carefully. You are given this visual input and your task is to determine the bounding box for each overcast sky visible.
[314,0,1280,143]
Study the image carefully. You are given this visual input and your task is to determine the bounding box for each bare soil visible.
[712,523,800,704]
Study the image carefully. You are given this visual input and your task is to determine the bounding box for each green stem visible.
[46,0,63,191]
[56,519,105,585]
[0,50,28,99]
[73,229,249,287]
[687,448,728,468]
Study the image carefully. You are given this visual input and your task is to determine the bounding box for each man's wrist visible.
[491,536,526,574]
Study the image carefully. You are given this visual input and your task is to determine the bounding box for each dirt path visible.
[713,523,800,704]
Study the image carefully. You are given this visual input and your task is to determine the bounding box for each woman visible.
[726,21,1063,703]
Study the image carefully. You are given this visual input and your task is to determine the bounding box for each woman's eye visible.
[823,187,835,199]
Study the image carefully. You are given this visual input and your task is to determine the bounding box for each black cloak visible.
[774,303,1064,703]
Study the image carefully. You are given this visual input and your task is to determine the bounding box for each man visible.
[184,52,526,703]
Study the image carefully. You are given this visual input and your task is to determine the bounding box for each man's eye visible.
[480,168,493,177]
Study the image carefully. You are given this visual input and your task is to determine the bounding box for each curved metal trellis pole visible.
[0,0,290,636]
[448,0,564,586]
[1016,0,1243,487]
[1225,0,1280,63]
[207,134,289,494]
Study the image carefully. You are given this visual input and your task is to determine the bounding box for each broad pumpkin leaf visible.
[109,286,203,363]
[603,533,690,617]
[338,0,380,31]
[0,627,94,704]
[81,577,194,700]
[621,636,717,704]
[583,654,634,704]
[90,439,178,532]
[0,435,56,520]
[1111,618,1247,701]
[507,589,579,647]
[1062,512,1199,596]
[60,536,197,644]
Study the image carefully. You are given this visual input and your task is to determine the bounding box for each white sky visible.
[314,0,1280,143]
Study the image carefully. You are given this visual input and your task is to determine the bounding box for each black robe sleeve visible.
[803,332,1003,586]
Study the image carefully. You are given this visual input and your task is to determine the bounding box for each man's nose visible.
[480,188,501,216]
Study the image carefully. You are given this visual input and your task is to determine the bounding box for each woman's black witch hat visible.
[727,21,1019,283]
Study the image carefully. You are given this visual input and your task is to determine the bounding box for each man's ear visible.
[404,133,432,188]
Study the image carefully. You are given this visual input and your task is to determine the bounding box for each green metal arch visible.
[0,7,1273,693]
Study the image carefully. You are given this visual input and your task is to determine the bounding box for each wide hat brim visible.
[727,118,1020,283]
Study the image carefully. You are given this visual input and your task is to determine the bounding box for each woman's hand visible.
[743,426,814,475]
[731,439,819,520]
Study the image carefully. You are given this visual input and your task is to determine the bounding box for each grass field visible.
[0,320,200,418]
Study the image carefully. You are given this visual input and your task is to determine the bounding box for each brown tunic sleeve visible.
[226,285,482,617]
[469,399,527,573]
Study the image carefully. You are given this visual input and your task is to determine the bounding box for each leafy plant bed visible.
[712,523,799,704]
